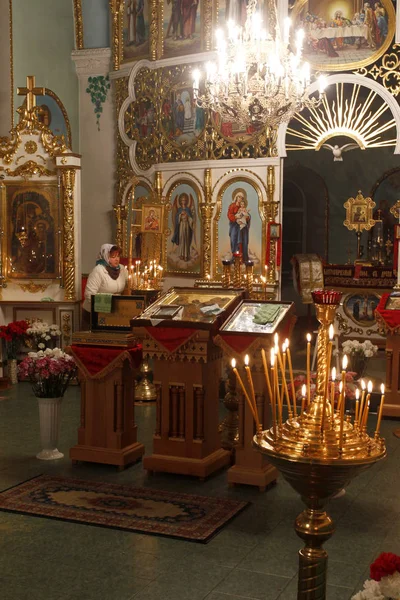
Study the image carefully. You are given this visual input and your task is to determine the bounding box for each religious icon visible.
[343,292,381,326]
[165,181,202,275]
[141,204,163,233]
[344,191,376,232]
[269,224,280,238]
[161,87,204,146]
[123,0,150,62]
[215,178,264,274]
[162,0,201,58]
[291,0,395,72]
[6,185,59,279]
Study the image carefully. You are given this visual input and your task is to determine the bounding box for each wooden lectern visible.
[132,287,244,479]
[216,300,296,490]
[68,331,144,469]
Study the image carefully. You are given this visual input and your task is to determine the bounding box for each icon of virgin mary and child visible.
[227,188,251,262]
[171,192,197,262]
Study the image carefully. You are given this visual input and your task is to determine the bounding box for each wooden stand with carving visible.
[134,327,231,479]
[69,335,144,469]
[227,365,278,491]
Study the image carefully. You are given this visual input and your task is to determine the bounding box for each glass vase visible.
[350,354,368,380]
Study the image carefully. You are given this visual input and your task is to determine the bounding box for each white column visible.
[71,48,116,274]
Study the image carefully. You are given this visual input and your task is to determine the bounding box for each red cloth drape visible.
[375,293,400,333]
[70,345,142,377]
[144,327,197,353]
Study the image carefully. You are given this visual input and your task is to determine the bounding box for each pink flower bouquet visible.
[18,348,77,398]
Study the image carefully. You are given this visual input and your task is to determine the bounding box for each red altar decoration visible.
[70,345,142,377]
[143,327,196,353]
[375,294,400,333]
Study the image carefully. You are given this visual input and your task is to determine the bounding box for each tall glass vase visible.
[36,397,64,460]
[8,359,18,384]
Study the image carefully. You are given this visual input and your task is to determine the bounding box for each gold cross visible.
[390,200,400,220]
[17,75,45,111]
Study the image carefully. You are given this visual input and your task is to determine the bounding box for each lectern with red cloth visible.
[131,287,244,479]
[215,300,296,491]
[68,337,144,469]
[375,294,400,417]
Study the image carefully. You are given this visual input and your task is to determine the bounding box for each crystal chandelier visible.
[192,0,326,130]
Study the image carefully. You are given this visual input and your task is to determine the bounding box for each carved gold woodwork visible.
[73,0,84,50]
[109,0,124,71]
[5,161,55,179]
[62,312,72,346]
[200,168,213,278]
[355,44,400,97]
[122,64,277,171]
[61,169,76,301]
[17,281,50,293]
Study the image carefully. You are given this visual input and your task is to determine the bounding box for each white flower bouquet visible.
[352,552,400,600]
[26,320,62,351]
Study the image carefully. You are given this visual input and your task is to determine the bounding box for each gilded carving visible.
[122,64,277,171]
[355,44,400,97]
[62,313,72,346]
[5,161,55,179]
[109,0,124,71]
[201,168,213,278]
[73,0,84,50]
[61,169,76,301]
[24,141,37,154]
[17,281,50,293]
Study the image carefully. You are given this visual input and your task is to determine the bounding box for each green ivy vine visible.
[86,75,111,131]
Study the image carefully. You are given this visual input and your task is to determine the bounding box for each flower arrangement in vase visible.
[18,348,77,398]
[341,339,378,380]
[26,320,62,351]
[0,320,30,383]
[352,552,400,599]
[18,348,77,460]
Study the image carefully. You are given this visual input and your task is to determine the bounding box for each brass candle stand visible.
[251,290,386,600]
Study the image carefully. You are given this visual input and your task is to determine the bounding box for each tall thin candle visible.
[306,333,311,406]
[375,384,385,438]
[270,351,277,439]
[244,355,261,432]
[361,381,373,429]
[231,358,258,425]
[285,339,297,416]
[359,379,366,425]
[330,367,336,418]
[354,388,360,426]
[301,384,306,416]
[261,348,273,407]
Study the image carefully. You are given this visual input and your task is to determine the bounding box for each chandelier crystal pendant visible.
[193,0,327,131]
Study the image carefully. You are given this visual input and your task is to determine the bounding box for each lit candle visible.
[231,358,258,425]
[337,380,343,413]
[283,16,291,45]
[244,354,261,432]
[330,367,336,421]
[359,379,366,424]
[341,354,348,409]
[306,333,311,406]
[354,388,360,426]
[285,339,297,417]
[375,384,385,438]
[362,381,373,429]
[270,351,277,439]
[301,384,306,416]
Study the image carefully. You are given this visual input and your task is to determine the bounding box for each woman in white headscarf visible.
[82,244,128,329]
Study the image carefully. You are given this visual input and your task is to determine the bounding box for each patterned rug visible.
[0,475,248,543]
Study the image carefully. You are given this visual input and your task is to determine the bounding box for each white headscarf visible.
[97,243,115,266]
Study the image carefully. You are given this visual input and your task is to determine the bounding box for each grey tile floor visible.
[0,378,399,600]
